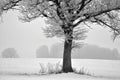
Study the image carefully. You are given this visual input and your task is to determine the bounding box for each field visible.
[0,58,120,80]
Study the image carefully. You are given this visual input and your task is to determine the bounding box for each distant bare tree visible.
[0,0,120,72]
[2,48,19,58]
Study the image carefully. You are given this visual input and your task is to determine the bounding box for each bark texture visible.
[62,29,73,72]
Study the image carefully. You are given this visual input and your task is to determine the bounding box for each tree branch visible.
[73,6,120,27]
[94,17,119,32]
[2,0,22,11]
[76,0,92,14]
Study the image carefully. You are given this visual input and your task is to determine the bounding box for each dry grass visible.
[73,66,93,76]
[39,61,62,75]
[39,62,93,76]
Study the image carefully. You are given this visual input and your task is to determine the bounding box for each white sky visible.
[0,11,120,58]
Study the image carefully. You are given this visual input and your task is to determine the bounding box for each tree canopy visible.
[0,0,120,39]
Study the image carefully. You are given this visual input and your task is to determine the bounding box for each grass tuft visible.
[39,61,62,75]
[73,66,93,76]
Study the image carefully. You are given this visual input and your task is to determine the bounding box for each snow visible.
[0,73,120,80]
[0,58,120,80]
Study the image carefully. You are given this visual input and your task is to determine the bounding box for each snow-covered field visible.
[0,58,120,80]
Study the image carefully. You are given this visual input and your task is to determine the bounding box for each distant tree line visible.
[1,48,19,58]
[36,44,120,60]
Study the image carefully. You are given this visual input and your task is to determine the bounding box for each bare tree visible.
[0,0,120,72]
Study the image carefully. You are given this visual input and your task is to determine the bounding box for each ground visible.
[0,58,120,80]
[0,73,120,80]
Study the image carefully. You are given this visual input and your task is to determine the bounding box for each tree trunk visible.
[62,32,73,72]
